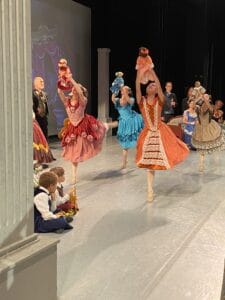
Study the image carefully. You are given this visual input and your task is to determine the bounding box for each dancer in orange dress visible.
[135,67,189,202]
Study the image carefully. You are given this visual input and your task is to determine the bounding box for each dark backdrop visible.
[74,0,225,118]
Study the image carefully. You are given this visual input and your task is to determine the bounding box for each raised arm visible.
[203,103,214,113]
[135,70,142,104]
[111,93,117,104]
[70,78,84,97]
[70,77,87,105]
[219,111,224,123]
[149,68,165,105]
[57,88,67,105]
[202,94,214,113]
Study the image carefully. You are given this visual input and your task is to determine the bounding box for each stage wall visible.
[31,0,91,135]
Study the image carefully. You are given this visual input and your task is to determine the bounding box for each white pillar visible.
[0,0,33,248]
[0,1,58,299]
[97,48,112,134]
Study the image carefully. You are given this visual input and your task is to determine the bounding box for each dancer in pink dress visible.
[58,78,109,183]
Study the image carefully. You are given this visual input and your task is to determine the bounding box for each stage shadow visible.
[57,206,169,295]
[91,168,136,180]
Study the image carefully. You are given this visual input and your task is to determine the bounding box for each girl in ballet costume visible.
[135,67,189,202]
[111,85,143,169]
[192,93,225,172]
[58,77,117,183]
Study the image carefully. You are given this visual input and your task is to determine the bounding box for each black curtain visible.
[74,0,225,116]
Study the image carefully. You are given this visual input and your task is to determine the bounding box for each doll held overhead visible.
[110,71,124,96]
[135,47,154,84]
[57,58,73,91]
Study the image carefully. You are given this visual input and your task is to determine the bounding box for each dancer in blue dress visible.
[183,99,197,149]
[112,85,143,169]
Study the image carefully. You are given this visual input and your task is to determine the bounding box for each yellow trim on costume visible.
[33,142,49,153]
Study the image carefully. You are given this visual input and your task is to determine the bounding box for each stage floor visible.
[48,137,225,300]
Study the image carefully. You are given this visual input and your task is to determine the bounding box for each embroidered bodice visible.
[139,96,162,131]
[64,97,87,126]
[114,98,135,119]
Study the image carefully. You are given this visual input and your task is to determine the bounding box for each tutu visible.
[192,112,225,154]
[58,82,106,163]
[60,114,106,163]
[114,98,143,149]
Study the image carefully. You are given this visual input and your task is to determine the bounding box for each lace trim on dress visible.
[138,130,170,169]
[192,130,225,154]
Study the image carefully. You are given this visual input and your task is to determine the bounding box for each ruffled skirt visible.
[192,120,225,154]
[60,114,106,163]
[117,112,143,149]
[136,122,189,170]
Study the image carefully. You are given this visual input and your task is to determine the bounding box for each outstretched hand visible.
[137,65,151,77]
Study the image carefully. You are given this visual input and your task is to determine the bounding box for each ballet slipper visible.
[69,173,77,185]
[70,179,77,185]
[121,160,128,170]
[120,168,127,174]
[147,190,154,203]
[198,164,204,173]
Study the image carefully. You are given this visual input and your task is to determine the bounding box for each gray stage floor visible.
[48,137,225,300]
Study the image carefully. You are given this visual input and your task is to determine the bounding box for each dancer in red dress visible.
[58,77,108,183]
[135,67,189,202]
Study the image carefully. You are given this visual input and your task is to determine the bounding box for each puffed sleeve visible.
[129,97,135,106]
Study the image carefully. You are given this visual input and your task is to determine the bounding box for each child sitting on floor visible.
[50,166,79,215]
[34,171,73,233]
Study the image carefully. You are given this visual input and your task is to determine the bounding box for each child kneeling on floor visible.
[34,171,73,233]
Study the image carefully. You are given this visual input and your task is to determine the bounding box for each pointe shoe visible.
[147,190,154,203]
[120,164,127,174]
[70,178,77,185]
[120,168,127,174]
[121,160,128,169]
[198,164,204,173]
